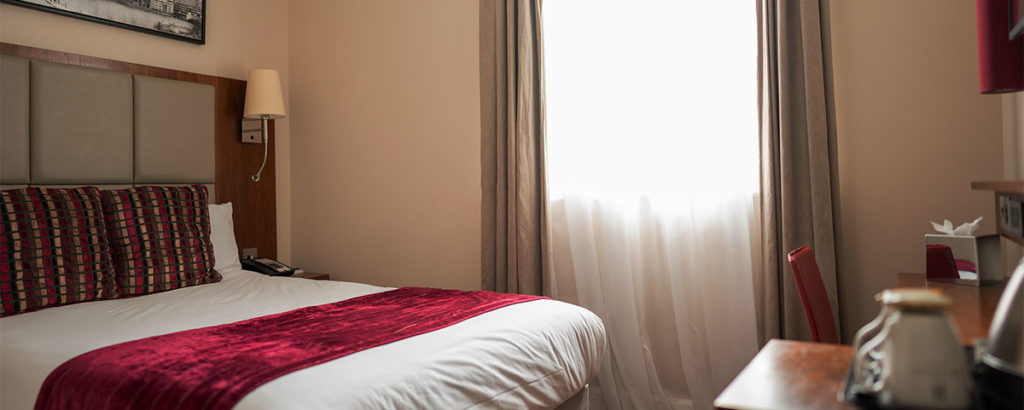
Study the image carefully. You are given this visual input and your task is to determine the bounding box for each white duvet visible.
[0,270,605,409]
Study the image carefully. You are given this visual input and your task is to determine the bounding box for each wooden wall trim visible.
[0,42,278,259]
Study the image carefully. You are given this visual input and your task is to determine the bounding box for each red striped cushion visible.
[0,186,118,317]
[102,185,221,296]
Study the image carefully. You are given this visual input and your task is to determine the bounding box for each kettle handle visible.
[854,322,891,394]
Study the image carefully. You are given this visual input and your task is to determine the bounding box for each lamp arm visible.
[252,116,270,182]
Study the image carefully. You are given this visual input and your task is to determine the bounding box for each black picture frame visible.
[1,0,206,45]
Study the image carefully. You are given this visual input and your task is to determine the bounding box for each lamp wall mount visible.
[250,116,270,182]
[241,119,262,144]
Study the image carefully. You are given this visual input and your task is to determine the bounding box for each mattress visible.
[0,269,605,409]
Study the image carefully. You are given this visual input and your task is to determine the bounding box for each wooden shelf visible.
[973,180,1024,246]
[971,180,1024,193]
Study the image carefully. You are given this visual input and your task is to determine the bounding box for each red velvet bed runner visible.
[35,287,544,410]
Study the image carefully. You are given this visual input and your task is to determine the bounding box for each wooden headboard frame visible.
[0,42,278,259]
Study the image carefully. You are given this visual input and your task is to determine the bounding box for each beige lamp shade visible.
[243,69,286,119]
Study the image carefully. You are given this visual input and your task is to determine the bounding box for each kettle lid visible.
[876,288,950,310]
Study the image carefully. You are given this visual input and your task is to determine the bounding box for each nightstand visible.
[292,271,330,281]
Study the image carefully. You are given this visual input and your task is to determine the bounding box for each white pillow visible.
[208,202,242,274]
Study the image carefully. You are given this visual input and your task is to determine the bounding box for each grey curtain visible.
[757,0,843,343]
[479,0,551,296]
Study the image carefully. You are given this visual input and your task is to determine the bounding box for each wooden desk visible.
[714,340,854,410]
[715,275,1006,409]
[897,273,1005,344]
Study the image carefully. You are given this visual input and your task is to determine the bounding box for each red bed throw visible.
[35,287,544,410]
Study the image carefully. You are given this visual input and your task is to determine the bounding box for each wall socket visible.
[242,247,258,260]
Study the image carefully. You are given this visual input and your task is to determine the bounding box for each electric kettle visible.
[975,258,1024,410]
[850,289,972,409]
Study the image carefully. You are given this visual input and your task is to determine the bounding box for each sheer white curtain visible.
[543,2,761,409]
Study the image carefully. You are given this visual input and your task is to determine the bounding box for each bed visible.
[0,47,605,409]
[0,268,605,409]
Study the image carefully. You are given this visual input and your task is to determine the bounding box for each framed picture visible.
[1,0,206,44]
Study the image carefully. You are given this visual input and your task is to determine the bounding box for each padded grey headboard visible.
[0,56,215,196]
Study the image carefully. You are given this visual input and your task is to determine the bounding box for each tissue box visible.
[924,234,1003,285]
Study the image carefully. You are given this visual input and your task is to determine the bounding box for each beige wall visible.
[0,0,294,263]
[288,1,481,290]
[1006,94,1024,179]
[830,0,1006,340]
[1003,91,1024,276]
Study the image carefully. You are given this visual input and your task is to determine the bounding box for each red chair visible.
[925,244,959,279]
[787,246,840,344]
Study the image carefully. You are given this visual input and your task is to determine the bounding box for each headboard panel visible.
[1,57,215,186]
[30,59,135,184]
[0,43,277,259]
[0,56,29,184]
[133,75,215,184]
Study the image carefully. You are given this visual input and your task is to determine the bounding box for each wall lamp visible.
[242,69,286,182]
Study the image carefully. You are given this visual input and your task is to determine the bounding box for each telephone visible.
[242,257,297,277]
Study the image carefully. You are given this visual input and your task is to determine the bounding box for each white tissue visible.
[930,217,983,236]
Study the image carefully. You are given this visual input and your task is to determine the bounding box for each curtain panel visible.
[756,0,843,343]
[542,2,762,408]
[479,0,551,296]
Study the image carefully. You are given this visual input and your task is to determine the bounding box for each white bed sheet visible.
[0,270,605,409]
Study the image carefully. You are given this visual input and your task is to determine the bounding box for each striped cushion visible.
[102,185,221,296]
[0,186,118,317]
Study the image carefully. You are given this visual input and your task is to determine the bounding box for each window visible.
[544,1,759,208]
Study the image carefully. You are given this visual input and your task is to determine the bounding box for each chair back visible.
[787,246,840,344]
[926,244,959,279]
